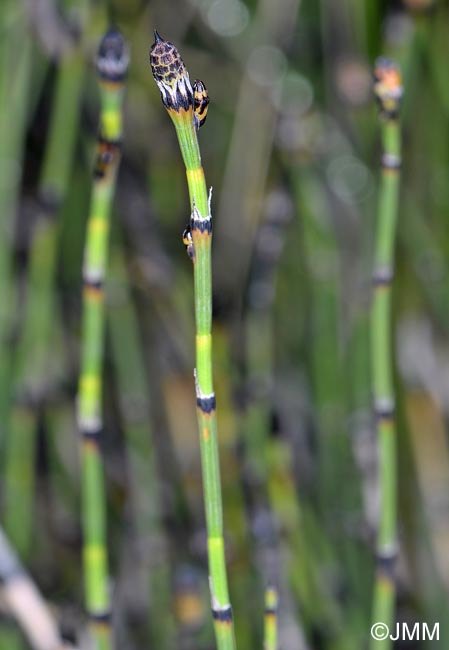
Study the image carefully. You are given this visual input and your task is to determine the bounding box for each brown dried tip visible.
[373,57,403,119]
[96,28,130,82]
[149,31,193,111]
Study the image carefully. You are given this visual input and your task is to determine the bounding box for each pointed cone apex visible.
[154,30,163,43]
[149,34,193,112]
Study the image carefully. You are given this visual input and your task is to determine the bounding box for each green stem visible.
[77,29,128,650]
[150,33,236,649]
[370,62,402,650]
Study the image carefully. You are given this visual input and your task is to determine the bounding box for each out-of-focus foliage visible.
[0,0,448,648]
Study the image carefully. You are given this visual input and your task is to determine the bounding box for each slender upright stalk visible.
[370,58,403,649]
[149,32,236,650]
[77,29,129,650]
[263,586,278,650]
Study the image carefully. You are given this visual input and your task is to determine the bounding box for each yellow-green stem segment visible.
[264,586,278,650]
[150,32,236,650]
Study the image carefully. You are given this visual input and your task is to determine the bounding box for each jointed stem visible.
[370,59,403,649]
[150,33,236,649]
[77,29,128,650]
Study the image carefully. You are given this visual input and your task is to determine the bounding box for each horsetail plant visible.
[149,32,236,650]
[77,28,129,649]
[369,58,403,649]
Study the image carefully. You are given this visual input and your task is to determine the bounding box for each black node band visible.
[161,86,193,112]
[384,110,400,120]
[81,428,102,442]
[381,155,401,170]
[37,191,62,215]
[374,403,395,421]
[98,135,122,149]
[89,611,112,624]
[191,215,212,234]
[212,606,233,623]
[196,395,216,413]
[372,268,394,287]
[376,551,397,577]
[93,138,121,179]
[265,607,278,616]
[83,277,104,291]
[98,70,127,83]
